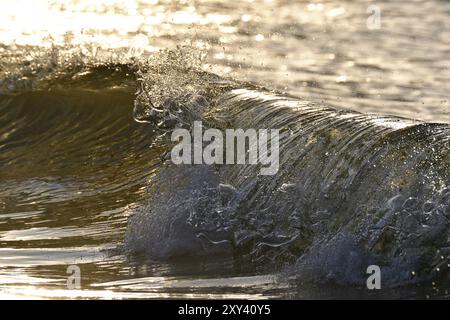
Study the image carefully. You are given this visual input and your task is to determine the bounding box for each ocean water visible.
[0,0,449,299]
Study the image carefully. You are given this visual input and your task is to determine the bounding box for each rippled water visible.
[0,0,449,299]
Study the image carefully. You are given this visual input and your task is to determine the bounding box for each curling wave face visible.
[125,88,450,288]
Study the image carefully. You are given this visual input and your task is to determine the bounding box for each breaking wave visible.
[1,45,449,289]
[126,85,449,288]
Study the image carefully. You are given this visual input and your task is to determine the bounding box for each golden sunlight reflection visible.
[0,0,233,49]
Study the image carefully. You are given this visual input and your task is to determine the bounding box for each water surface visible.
[0,0,449,299]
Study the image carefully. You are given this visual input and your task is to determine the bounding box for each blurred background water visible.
[1,0,449,121]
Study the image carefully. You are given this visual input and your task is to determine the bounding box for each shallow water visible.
[0,0,449,299]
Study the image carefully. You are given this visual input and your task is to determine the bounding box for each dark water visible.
[0,0,449,299]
